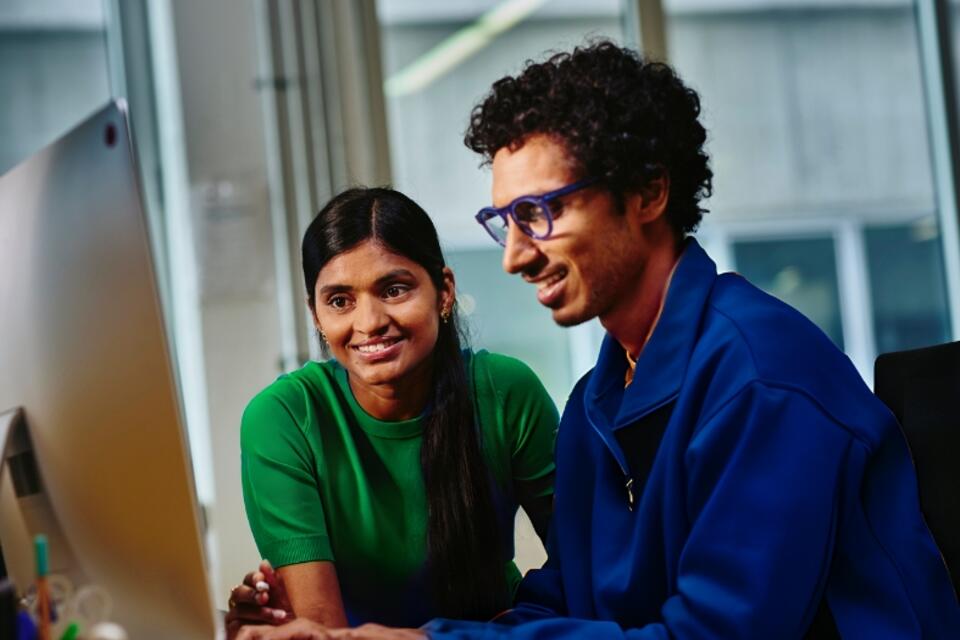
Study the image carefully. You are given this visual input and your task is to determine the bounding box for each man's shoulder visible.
[704,272,846,376]
[693,273,883,436]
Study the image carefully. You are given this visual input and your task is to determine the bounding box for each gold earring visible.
[319,328,327,343]
[440,308,451,324]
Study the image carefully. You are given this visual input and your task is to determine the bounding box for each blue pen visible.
[17,609,38,640]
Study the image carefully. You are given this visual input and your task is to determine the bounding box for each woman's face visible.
[311,239,454,390]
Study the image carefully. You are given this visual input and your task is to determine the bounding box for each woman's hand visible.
[235,618,331,640]
[334,625,426,639]
[226,560,294,639]
[235,619,425,640]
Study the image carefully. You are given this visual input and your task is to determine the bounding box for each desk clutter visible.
[2,536,128,640]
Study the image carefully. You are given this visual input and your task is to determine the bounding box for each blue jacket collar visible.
[585,238,718,431]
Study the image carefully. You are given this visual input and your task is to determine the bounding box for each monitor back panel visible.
[0,101,217,639]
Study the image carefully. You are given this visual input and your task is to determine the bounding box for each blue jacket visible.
[428,239,959,638]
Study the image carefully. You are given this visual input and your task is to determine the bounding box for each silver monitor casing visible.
[0,100,218,638]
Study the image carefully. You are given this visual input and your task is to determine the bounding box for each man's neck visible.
[601,236,683,360]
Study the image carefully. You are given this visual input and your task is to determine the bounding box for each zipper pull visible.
[625,477,635,511]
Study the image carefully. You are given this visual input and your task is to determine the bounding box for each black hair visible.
[465,40,713,235]
[302,187,509,619]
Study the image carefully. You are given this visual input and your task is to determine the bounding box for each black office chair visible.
[874,341,960,598]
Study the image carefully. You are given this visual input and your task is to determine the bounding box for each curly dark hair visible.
[465,40,713,235]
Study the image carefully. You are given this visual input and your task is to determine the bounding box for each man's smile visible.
[530,268,568,306]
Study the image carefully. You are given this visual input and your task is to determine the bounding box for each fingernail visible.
[255,581,270,592]
[273,609,287,620]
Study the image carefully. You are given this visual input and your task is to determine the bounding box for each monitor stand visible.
[0,407,84,593]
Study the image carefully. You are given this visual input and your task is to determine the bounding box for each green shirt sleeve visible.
[479,353,558,529]
[240,383,334,567]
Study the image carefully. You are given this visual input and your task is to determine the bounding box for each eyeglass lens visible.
[482,213,509,244]
[513,200,550,236]
[479,198,554,245]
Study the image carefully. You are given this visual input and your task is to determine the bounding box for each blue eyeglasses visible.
[475,177,600,246]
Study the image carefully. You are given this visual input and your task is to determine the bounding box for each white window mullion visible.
[916,0,960,341]
[835,220,876,386]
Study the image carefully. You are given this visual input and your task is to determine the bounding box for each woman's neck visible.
[346,359,434,421]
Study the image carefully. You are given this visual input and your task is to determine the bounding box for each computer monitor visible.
[0,101,219,638]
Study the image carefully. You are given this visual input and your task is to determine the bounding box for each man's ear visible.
[627,172,670,224]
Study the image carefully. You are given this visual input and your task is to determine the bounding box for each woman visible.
[226,187,557,636]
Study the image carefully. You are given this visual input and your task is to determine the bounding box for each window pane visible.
[668,3,933,220]
[955,1,960,89]
[865,219,951,353]
[0,1,109,174]
[666,0,951,367]
[447,248,573,408]
[732,237,845,349]
[377,0,628,402]
[377,1,630,572]
[378,0,626,247]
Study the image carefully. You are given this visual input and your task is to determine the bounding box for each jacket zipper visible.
[585,411,635,511]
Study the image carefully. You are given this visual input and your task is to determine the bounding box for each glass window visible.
[377,0,632,573]
[954,1,960,84]
[0,0,109,174]
[377,0,630,404]
[732,237,845,349]
[96,0,285,600]
[865,219,951,353]
[668,2,934,220]
[665,0,952,371]
[447,248,573,408]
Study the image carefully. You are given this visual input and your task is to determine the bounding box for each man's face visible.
[491,134,646,327]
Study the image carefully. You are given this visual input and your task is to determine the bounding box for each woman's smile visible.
[352,336,405,360]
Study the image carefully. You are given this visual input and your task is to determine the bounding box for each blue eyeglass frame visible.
[475,176,600,246]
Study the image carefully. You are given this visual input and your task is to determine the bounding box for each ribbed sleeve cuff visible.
[259,534,333,567]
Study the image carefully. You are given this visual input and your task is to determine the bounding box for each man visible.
[238,42,958,639]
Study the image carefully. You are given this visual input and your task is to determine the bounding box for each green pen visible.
[59,622,80,640]
[35,535,51,640]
